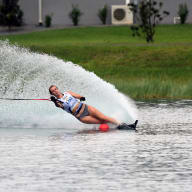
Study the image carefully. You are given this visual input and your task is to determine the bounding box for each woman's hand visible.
[55,100,63,108]
[50,96,63,108]
[80,97,86,101]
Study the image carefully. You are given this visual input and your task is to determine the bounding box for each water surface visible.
[0,100,192,192]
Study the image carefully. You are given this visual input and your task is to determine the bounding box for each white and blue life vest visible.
[57,92,82,115]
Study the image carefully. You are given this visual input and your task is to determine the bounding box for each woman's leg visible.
[87,105,120,125]
[80,116,105,124]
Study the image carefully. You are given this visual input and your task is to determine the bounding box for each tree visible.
[178,3,189,24]
[128,0,169,43]
[0,0,23,31]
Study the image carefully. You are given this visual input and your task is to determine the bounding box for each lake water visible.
[0,100,192,192]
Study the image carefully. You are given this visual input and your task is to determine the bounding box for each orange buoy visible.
[99,124,109,132]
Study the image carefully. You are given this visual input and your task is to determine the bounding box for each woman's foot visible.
[117,120,138,130]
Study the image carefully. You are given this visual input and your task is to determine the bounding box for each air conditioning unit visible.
[111,5,133,25]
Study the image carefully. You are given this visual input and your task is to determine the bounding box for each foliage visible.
[98,4,108,25]
[45,14,52,28]
[69,4,83,26]
[0,0,23,30]
[128,0,169,43]
[178,3,189,24]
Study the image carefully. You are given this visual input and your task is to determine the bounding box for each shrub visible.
[98,4,108,25]
[45,15,52,27]
[69,4,83,26]
[178,3,189,24]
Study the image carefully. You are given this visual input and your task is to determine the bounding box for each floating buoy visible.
[99,124,109,132]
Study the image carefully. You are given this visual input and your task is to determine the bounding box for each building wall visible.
[134,0,192,24]
[19,0,126,25]
[160,0,192,24]
[18,0,192,25]
[19,0,39,25]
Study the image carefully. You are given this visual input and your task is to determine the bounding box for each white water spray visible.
[0,40,138,129]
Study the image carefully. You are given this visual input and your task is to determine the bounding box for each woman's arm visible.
[67,91,83,99]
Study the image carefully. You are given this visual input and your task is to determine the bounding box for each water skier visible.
[49,85,138,130]
[49,85,121,125]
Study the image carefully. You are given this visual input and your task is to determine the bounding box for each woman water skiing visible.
[49,85,121,126]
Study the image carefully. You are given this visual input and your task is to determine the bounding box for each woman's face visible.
[50,86,62,98]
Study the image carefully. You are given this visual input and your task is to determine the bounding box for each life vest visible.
[57,92,82,115]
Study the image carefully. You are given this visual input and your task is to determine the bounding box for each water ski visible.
[116,120,138,131]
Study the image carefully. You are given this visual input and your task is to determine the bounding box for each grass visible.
[1,24,192,99]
